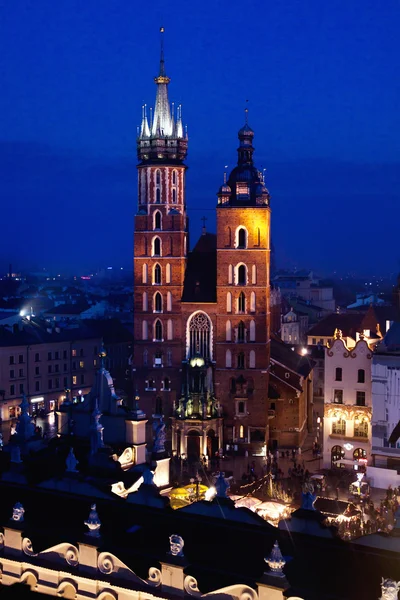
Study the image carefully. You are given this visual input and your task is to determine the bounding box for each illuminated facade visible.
[132,33,271,456]
[322,329,373,469]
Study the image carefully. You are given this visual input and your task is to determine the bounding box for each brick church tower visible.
[133,34,272,457]
[215,114,272,451]
[133,30,188,420]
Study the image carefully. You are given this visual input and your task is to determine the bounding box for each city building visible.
[132,35,272,456]
[322,329,373,469]
[273,271,335,312]
[371,322,400,471]
[280,308,308,346]
[0,318,131,420]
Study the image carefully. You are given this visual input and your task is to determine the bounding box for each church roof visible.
[182,233,217,303]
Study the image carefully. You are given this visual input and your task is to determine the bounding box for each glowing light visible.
[301,347,308,356]
[19,310,26,317]
[204,487,217,501]
[344,443,354,451]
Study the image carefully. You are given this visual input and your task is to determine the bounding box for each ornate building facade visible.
[133,33,271,458]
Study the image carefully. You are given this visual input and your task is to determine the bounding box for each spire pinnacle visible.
[245,99,249,124]
[155,26,170,84]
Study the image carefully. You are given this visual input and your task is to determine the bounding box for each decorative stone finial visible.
[215,471,230,498]
[380,578,400,600]
[169,534,184,557]
[66,447,79,473]
[84,503,101,538]
[334,328,342,340]
[142,469,155,486]
[265,541,285,576]
[12,502,25,522]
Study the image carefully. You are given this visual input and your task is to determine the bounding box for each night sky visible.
[1,0,399,276]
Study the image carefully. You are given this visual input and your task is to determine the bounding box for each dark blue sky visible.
[1,0,399,276]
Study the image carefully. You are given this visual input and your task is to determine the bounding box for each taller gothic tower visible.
[133,30,188,420]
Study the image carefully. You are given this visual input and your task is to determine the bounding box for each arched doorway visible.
[331,445,345,467]
[207,429,218,458]
[187,430,201,462]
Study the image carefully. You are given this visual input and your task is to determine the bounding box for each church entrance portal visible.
[207,429,218,458]
[187,430,201,462]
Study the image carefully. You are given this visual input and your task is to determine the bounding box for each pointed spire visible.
[140,104,150,138]
[265,541,286,576]
[158,26,166,78]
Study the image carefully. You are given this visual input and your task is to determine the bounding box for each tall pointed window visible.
[166,263,171,283]
[156,188,161,204]
[154,292,162,312]
[237,352,245,369]
[237,264,247,285]
[167,291,172,311]
[154,211,162,230]
[226,349,232,368]
[228,264,233,284]
[172,188,177,203]
[156,170,161,185]
[237,227,247,249]
[142,321,148,340]
[227,292,232,313]
[188,311,212,359]
[250,320,256,342]
[142,264,148,284]
[250,292,256,312]
[249,350,256,368]
[226,320,232,341]
[238,292,246,313]
[172,170,177,185]
[154,319,163,341]
[237,321,246,343]
[142,292,148,311]
[152,237,161,257]
[251,265,257,284]
[167,319,173,340]
[153,264,161,285]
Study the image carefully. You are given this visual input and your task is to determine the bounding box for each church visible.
[133,31,276,459]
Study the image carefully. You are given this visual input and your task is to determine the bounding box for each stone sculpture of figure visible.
[301,481,316,511]
[169,534,184,557]
[215,471,230,498]
[186,398,193,417]
[380,578,400,600]
[66,447,79,473]
[84,503,101,538]
[207,395,213,416]
[153,417,166,454]
[12,502,25,522]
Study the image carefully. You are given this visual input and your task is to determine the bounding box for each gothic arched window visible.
[237,264,247,285]
[250,291,256,312]
[156,170,161,185]
[237,227,247,248]
[250,320,256,341]
[237,352,245,369]
[167,291,172,311]
[226,320,232,341]
[153,264,161,285]
[172,188,177,203]
[166,263,171,283]
[154,319,163,341]
[237,321,245,343]
[142,320,148,340]
[156,188,161,204]
[154,210,162,230]
[153,237,161,256]
[238,292,246,313]
[188,311,212,359]
[226,349,232,368]
[154,292,162,312]
[249,350,256,368]
[164,377,171,390]
[227,292,232,313]
[142,292,148,311]
[172,170,177,185]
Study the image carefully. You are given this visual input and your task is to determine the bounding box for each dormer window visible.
[236,183,249,198]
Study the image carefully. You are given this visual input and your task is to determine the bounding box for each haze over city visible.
[1,0,399,277]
